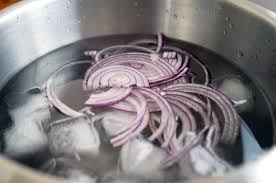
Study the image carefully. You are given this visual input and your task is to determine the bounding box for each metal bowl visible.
[0,0,276,182]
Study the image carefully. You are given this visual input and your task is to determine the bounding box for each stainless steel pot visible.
[0,0,276,182]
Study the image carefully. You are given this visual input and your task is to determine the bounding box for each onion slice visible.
[138,88,176,148]
[85,88,132,107]
[45,61,90,117]
[111,90,149,147]
[163,83,239,145]
[86,65,149,89]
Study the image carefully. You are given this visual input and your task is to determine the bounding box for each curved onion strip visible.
[163,45,210,85]
[110,94,145,145]
[156,33,163,53]
[168,100,197,133]
[46,61,90,117]
[165,95,210,130]
[165,94,220,146]
[129,37,209,85]
[148,113,179,153]
[164,85,237,144]
[164,87,233,144]
[149,114,164,144]
[138,88,176,148]
[205,98,220,145]
[163,83,239,144]
[174,54,183,71]
[110,100,136,112]
[111,90,149,146]
[87,65,149,89]
[83,53,176,89]
[110,98,160,113]
[164,126,210,167]
[165,92,220,128]
[85,88,132,107]
[150,55,189,87]
[150,67,189,87]
[95,45,156,61]
[171,105,194,145]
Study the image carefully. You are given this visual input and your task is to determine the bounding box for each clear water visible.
[0,34,274,181]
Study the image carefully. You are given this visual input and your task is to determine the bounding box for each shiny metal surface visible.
[0,0,276,182]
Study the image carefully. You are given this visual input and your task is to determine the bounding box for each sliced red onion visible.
[85,87,132,107]
[149,114,164,144]
[110,100,136,112]
[163,46,210,85]
[138,88,176,148]
[110,96,160,113]
[156,33,163,53]
[164,125,210,167]
[150,67,189,87]
[164,83,239,145]
[167,99,197,133]
[46,61,90,117]
[95,45,156,61]
[129,36,208,85]
[111,90,149,146]
[86,65,149,89]
[83,53,178,90]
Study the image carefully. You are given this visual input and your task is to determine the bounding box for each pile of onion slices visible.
[45,34,239,166]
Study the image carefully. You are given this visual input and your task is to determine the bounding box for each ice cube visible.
[47,116,100,157]
[3,115,48,158]
[101,110,136,136]
[180,128,232,178]
[5,87,51,124]
[217,77,253,113]
[41,157,98,183]
[3,88,51,158]
[119,137,167,180]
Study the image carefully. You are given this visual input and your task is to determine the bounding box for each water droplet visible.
[223,30,227,35]
[83,16,86,20]
[225,16,230,22]
[16,16,19,23]
[173,14,178,19]
[47,17,51,23]
[77,19,81,24]
[67,28,72,33]
[229,23,233,29]
[182,15,185,19]
[237,50,244,57]
[133,1,139,7]
[68,0,72,3]
[165,9,169,13]
[58,18,62,22]
[254,55,258,60]
[66,5,69,9]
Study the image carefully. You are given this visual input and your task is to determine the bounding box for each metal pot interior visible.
[0,0,276,182]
